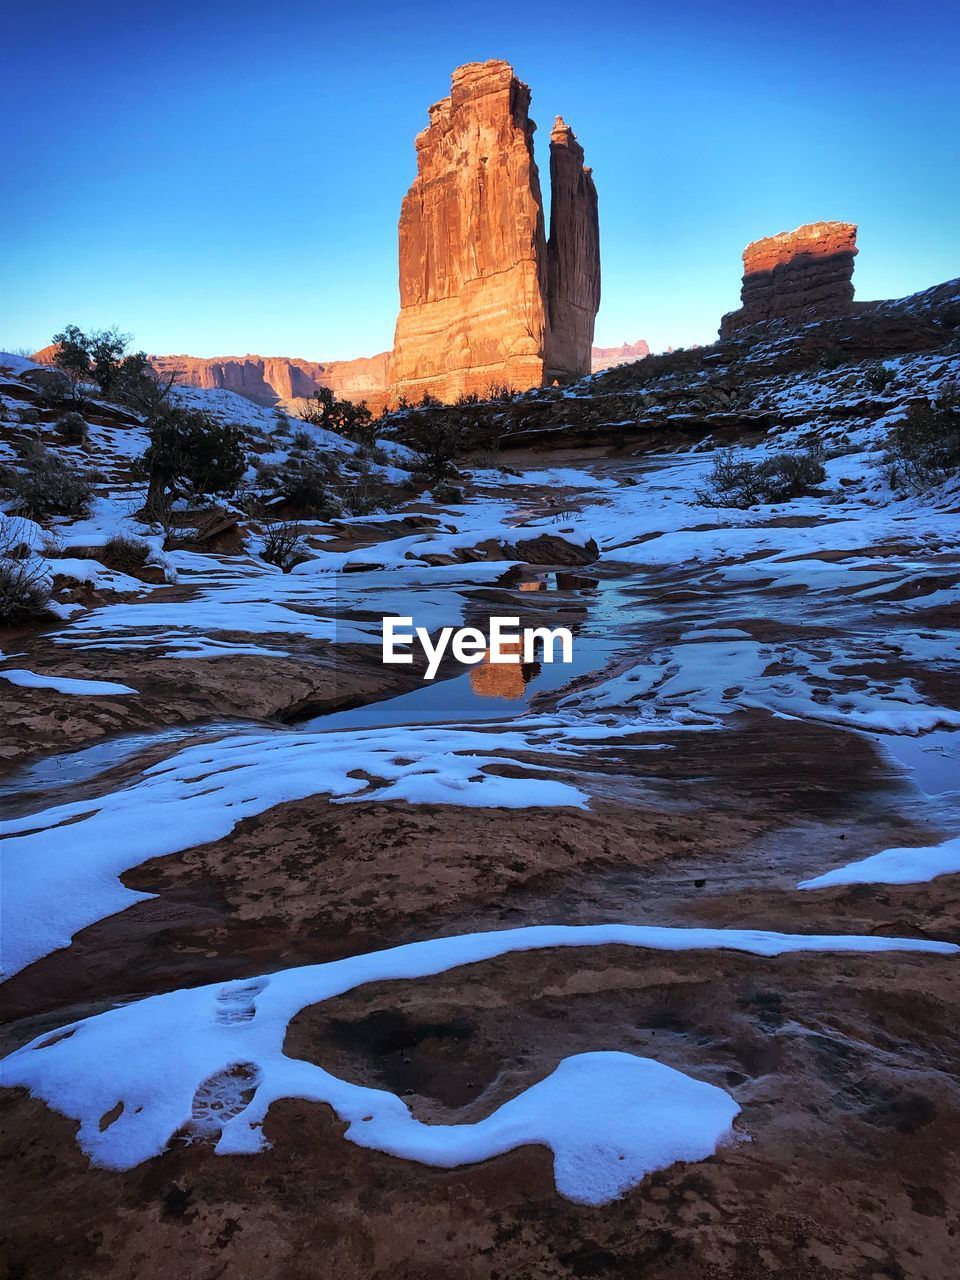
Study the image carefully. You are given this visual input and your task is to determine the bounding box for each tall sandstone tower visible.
[390,60,600,403]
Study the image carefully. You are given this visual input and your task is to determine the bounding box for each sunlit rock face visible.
[720,221,858,337]
[591,339,651,373]
[390,60,600,404]
[147,353,392,412]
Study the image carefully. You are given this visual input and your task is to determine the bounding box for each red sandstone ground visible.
[2,289,959,1278]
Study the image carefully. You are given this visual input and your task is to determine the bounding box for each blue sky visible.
[1,0,957,359]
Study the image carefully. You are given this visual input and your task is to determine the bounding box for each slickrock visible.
[720,220,858,336]
[390,61,600,403]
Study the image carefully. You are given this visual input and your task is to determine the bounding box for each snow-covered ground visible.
[3,923,954,1198]
[2,338,959,1202]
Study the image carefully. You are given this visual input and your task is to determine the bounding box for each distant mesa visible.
[591,339,651,372]
[720,221,858,337]
[389,60,601,403]
[146,352,392,414]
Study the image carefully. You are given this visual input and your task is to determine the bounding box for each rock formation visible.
[591,339,651,372]
[720,221,858,337]
[545,117,601,381]
[139,338,639,414]
[390,60,600,403]
[147,352,392,413]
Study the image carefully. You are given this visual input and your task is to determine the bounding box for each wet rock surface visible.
[2,318,959,1277]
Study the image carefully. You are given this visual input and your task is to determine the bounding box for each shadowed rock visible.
[720,221,858,336]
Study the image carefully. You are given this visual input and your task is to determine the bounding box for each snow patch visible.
[2,923,954,1197]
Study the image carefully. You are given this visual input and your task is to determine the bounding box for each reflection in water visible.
[469,640,542,700]
[497,567,599,593]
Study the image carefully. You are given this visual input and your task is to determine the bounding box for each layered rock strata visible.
[720,221,858,336]
[390,60,600,403]
[545,117,601,381]
[591,339,651,372]
[147,352,392,413]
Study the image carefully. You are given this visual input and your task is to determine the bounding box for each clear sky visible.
[1,0,957,359]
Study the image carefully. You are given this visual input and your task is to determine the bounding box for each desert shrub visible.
[431,481,464,505]
[101,533,150,570]
[261,521,309,572]
[697,447,826,508]
[1,443,94,519]
[356,440,389,466]
[0,558,52,623]
[864,363,896,394]
[256,449,339,517]
[405,412,464,482]
[0,518,52,623]
[291,427,312,449]
[297,387,374,444]
[24,367,72,412]
[884,394,960,492]
[469,445,504,471]
[818,346,848,371]
[938,302,960,329]
[57,410,89,444]
[134,408,246,516]
[340,467,398,517]
[483,381,526,402]
[39,533,65,558]
[18,407,42,425]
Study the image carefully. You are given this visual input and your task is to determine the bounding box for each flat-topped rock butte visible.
[720,220,859,336]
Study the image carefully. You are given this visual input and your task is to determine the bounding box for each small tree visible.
[51,324,125,400]
[405,412,464,481]
[49,325,174,417]
[134,408,246,518]
[297,387,374,444]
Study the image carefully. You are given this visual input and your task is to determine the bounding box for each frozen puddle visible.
[799,730,960,889]
[308,636,621,731]
[0,721,267,807]
[3,923,955,1202]
[875,729,960,796]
